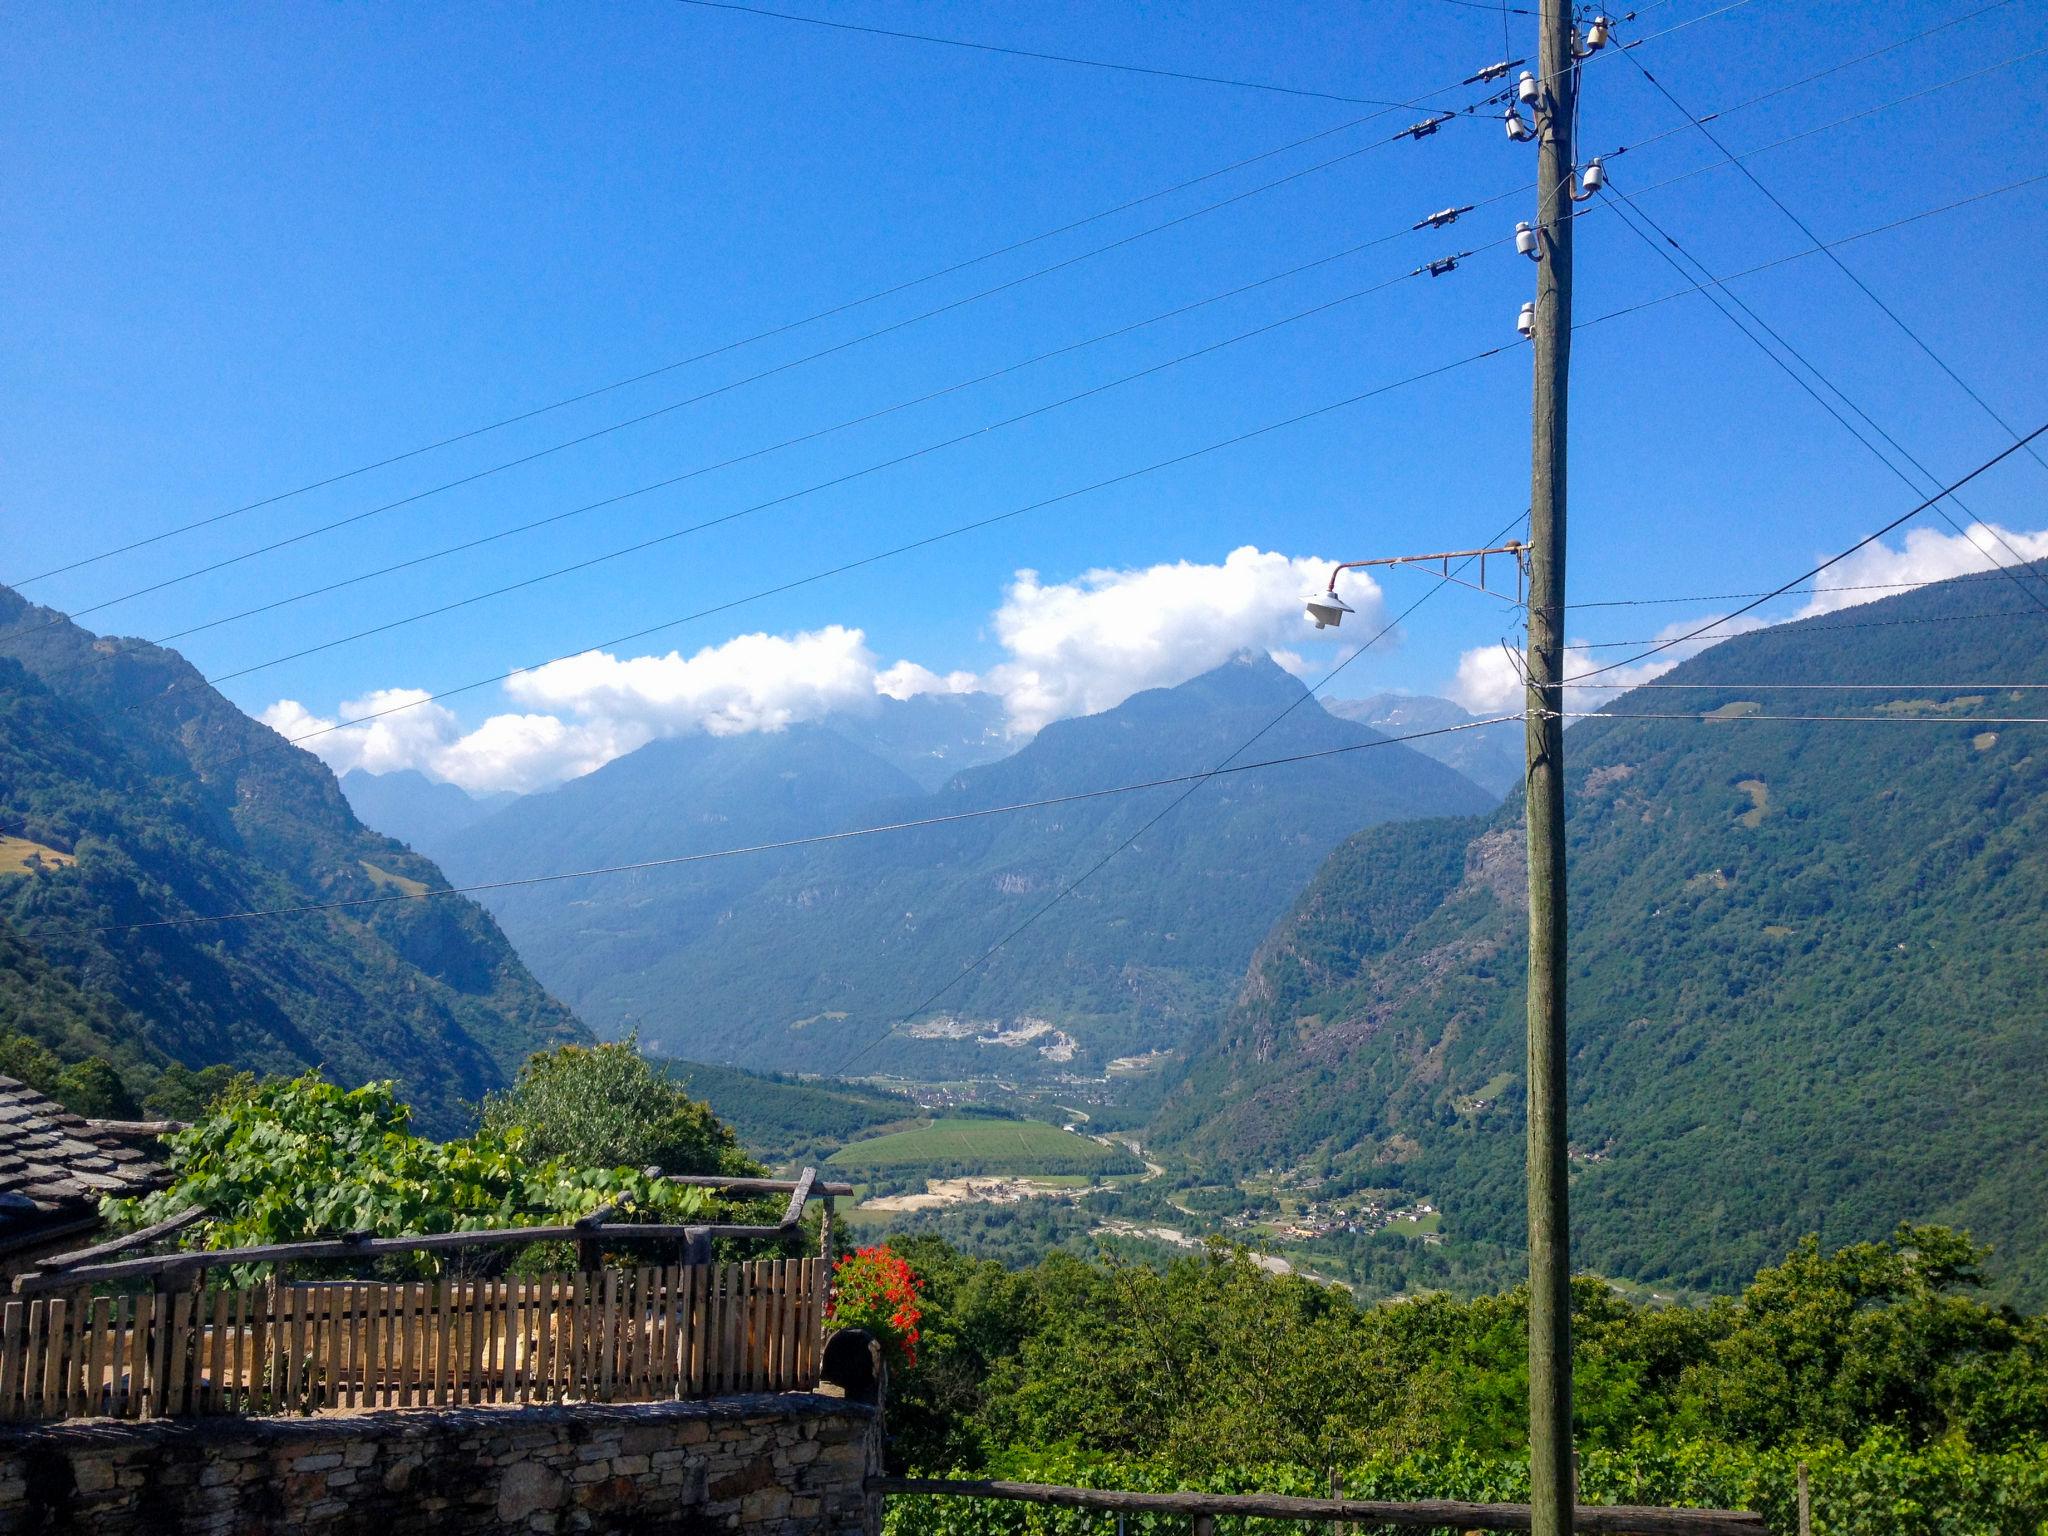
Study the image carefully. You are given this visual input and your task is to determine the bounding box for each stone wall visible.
[0,1392,880,1536]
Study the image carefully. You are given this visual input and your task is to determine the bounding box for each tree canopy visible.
[105,1071,711,1275]
[477,1036,759,1178]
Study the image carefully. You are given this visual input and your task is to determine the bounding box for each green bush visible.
[885,1436,2048,1536]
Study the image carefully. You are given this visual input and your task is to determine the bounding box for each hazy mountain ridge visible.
[0,586,587,1134]
[338,768,512,852]
[1323,693,1523,798]
[435,653,1494,1074]
[1155,568,2048,1304]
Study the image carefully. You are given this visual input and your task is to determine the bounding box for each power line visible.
[12,163,2034,830]
[52,139,2042,701]
[1598,175,2048,617]
[1616,42,2048,480]
[1416,0,1536,17]
[1599,2,2021,166]
[88,714,1524,934]
[671,0,1417,107]
[1575,567,2044,608]
[17,19,1996,650]
[1567,422,2048,684]
[38,161,2038,790]
[1576,172,2046,333]
[1561,709,2048,723]
[79,219,1483,676]
[8,0,1784,605]
[1568,680,2048,691]
[827,511,1528,1078]
[117,340,1526,777]
[11,120,1483,640]
[1562,605,2048,649]
[10,65,1509,592]
[129,257,1466,702]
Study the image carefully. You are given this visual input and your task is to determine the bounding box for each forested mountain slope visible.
[1155,568,2048,1303]
[0,587,586,1133]
[446,654,1493,1075]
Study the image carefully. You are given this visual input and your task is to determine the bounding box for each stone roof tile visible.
[0,1075,168,1236]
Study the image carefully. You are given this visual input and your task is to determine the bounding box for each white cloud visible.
[874,660,981,700]
[268,548,1384,793]
[1449,642,1524,713]
[431,713,636,796]
[1797,522,2048,616]
[504,626,882,737]
[259,688,462,778]
[1447,614,1772,712]
[983,546,1373,733]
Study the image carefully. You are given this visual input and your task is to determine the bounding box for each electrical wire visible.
[20,156,2039,806]
[10,161,2036,841]
[89,713,1525,934]
[1575,173,2046,332]
[127,257,1464,702]
[1599,1,2021,165]
[11,54,1523,593]
[8,120,1488,641]
[71,219,1482,678]
[1568,680,2048,691]
[95,339,1525,779]
[670,0,1417,107]
[8,0,1789,606]
[1566,422,2048,684]
[49,140,2043,705]
[1576,567,2044,608]
[1563,605,2048,649]
[1616,42,2048,482]
[1599,175,2048,615]
[1561,709,2048,723]
[18,20,2010,653]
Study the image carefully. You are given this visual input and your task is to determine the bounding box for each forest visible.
[874,1226,2048,1536]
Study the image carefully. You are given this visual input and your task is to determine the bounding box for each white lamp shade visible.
[1303,588,1354,629]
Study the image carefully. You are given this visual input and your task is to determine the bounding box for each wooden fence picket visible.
[0,1258,821,1422]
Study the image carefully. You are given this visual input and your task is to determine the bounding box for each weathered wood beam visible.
[870,1479,1766,1536]
[780,1167,817,1228]
[663,1173,855,1198]
[14,1165,840,1291]
[35,1206,207,1271]
[12,1219,709,1292]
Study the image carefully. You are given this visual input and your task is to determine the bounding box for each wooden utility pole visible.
[1523,3,1577,1536]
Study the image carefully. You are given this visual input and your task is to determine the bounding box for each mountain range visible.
[393,654,1495,1075]
[1154,567,2048,1303]
[0,585,587,1134]
[336,769,513,854]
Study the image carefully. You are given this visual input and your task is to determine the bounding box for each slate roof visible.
[0,1075,167,1243]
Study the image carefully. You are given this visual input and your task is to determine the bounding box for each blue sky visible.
[6,1,2044,791]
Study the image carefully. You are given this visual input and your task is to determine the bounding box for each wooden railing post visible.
[1192,1513,1216,1536]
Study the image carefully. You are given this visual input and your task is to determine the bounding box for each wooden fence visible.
[0,1258,826,1422]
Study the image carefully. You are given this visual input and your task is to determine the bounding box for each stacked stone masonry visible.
[0,1391,881,1536]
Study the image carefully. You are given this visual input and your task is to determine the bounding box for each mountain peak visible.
[1136,649,1309,714]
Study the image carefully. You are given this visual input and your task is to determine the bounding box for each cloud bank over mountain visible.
[1444,521,2048,713]
[263,546,1376,793]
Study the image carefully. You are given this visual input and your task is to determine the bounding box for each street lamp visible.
[1303,585,1356,629]
[1305,542,1530,631]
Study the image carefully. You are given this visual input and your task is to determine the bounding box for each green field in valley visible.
[826,1116,1138,1174]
